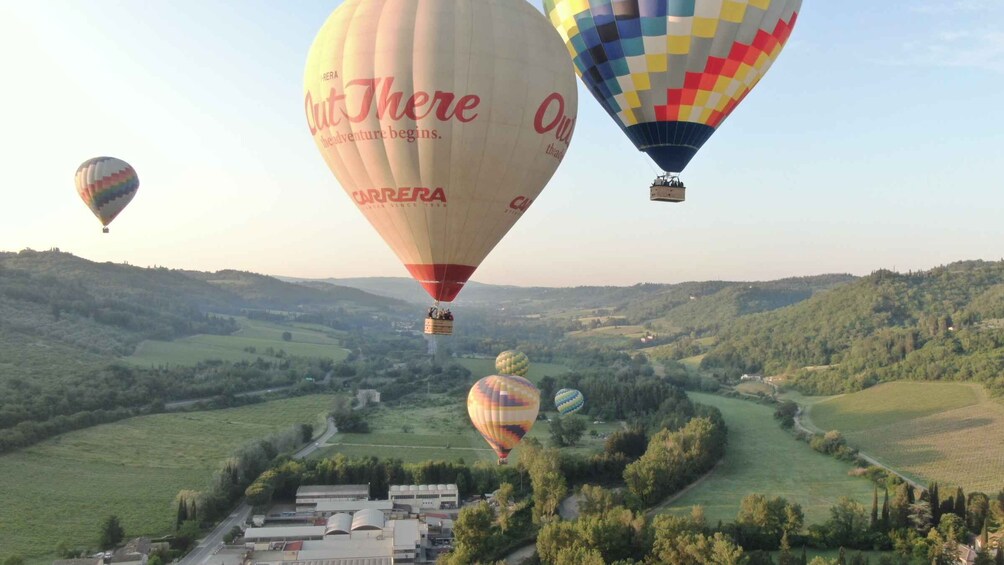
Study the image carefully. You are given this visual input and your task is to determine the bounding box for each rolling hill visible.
[700,261,1004,396]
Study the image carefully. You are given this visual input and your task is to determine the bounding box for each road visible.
[177,502,251,565]
[165,370,333,411]
[293,417,337,459]
[177,414,337,565]
[793,407,926,492]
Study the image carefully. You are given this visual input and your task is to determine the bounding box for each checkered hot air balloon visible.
[468,375,540,463]
[543,0,801,174]
[495,350,530,377]
[74,157,140,233]
[554,388,585,417]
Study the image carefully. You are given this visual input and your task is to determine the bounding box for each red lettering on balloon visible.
[534,92,575,147]
[350,187,448,205]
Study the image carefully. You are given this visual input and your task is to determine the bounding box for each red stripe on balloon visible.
[405,263,478,302]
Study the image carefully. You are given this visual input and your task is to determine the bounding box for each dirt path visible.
[793,407,926,492]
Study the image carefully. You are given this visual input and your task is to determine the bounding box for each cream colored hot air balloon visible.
[304,0,577,335]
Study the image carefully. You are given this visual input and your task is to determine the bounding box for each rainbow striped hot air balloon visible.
[495,350,530,377]
[554,388,585,417]
[468,374,540,463]
[75,157,140,233]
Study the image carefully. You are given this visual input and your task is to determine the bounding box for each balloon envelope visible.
[305,0,578,302]
[543,0,801,172]
[74,157,139,229]
[468,374,540,461]
[495,350,530,377]
[554,388,584,417]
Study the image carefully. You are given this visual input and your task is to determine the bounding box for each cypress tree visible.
[981,518,989,548]
[176,499,187,529]
[801,546,808,565]
[837,546,847,565]
[907,484,916,505]
[870,487,879,530]
[881,488,890,531]
[930,482,940,524]
[955,487,966,518]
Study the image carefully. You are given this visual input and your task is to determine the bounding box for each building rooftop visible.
[391,520,420,549]
[244,525,326,540]
[312,499,393,513]
[388,484,457,493]
[297,485,370,497]
[351,509,385,531]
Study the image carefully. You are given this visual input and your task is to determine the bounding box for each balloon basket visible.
[650,184,685,203]
[424,318,453,336]
[102,227,110,234]
[497,458,508,466]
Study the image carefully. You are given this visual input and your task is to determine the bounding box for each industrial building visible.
[245,512,426,564]
[295,484,370,505]
[387,485,458,512]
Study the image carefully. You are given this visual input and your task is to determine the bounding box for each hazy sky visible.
[1,1,1002,286]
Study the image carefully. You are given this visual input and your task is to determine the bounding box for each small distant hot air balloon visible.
[554,388,584,417]
[75,157,140,233]
[543,0,802,202]
[468,375,540,464]
[305,0,577,336]
[495,350,530,377]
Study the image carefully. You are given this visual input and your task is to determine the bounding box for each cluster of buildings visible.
[210,484,460,565]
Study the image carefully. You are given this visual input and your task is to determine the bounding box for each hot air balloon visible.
[496,350,530,377]
[468,374,541,464]
[74,157,140,233]
[543,0,801,202]
[554,388,585,417]
[305,0,578,335]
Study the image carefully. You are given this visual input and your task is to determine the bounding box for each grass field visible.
[315,396,617,465]
[807,382,1004,493]
[658,392,875,525]
[680,354,706,369]
[735,382,775,396]
[126,317,349,366]
[453,357,570,385]
[0,396,333,565]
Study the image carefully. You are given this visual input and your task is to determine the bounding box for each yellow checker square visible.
[713,75,733,95]
[645,54,668,73]
[621,108,638,126]
[569,0,590,13]
[631,72,651,91]
[694,91,712,107]
[749,0,771,10]
[720,0,748,23]
[699,108,714,123]
[692,17,719,38]
[625,90,642,108]
[668,35,691,55]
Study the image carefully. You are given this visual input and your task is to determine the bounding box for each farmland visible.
[315,395,618,465]
[0,396,332,565]
[658,392,875,524]
[126,317,350,366]
[807,382,1004,492]
[453,357,570,385]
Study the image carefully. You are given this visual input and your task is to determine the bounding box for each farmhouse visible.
[388,484,458,512]
[295,484,370,505]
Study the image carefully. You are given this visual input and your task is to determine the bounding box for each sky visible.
[1,0,1002,287]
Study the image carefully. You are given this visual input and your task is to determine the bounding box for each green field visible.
[735,381,775,396]
[453,357,570,385]
[126,317,349,366]
[658,392,875,525]
[0,396,333,565]
[807,382,1004,492]
[315,396,617,465]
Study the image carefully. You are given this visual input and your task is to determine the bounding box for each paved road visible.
[177,502,251,565]
[293,417,337,459]
[178,411,337,565]
[793,407,926,492]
